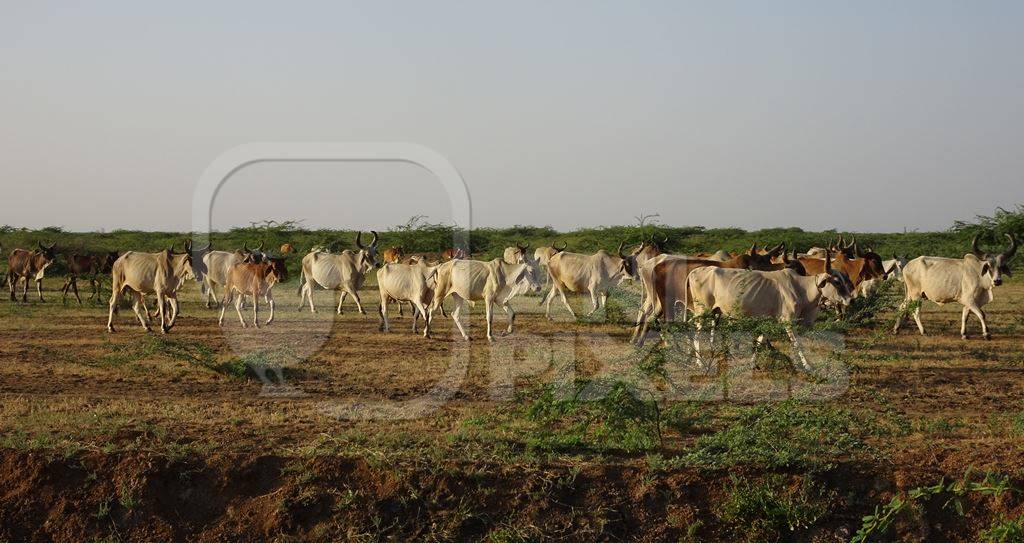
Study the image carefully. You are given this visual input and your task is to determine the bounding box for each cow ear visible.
[817,275,831,289]
[981,262,992,277]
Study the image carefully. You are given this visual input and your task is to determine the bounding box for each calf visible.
[61,251,119,304]
[219,259,287,328]
[7,242,57,302]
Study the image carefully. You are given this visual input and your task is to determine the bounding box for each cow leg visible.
[350,290,367,315]
[167,296,179,328]
[969,305,990,339]
[892,298,909,334]
[556,287,577,320]
[451,295,470,340]
[22,276,30,302]
[301,283,316,313]
[585,288,600,316]
[61,277,71,303]
[410,301,419,333]
[336,290,347,314]
[485,298,495,343]
[787,327,812,372]
[70,278,82,305]
[398,300,405,317]
[106,287,120,332]
[131,292,151,332]
[252,295,259,328]
[36,278,44,302]
[501,304,515,336]
[218,298,227,326]
[378,296,390,332]
[912,305,925,336]
[155,293,169,333]
[235,294,247,327]
[266,294,275,326]
[416,300,431,338]
[960,306,971,339]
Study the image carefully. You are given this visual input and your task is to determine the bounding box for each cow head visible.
[186,240,212,282]
[280,243,295,254]
[816,252,853,307]
[782,248,807,275]
[101,251,119,273]
[383,246,405,264]
[631,239,662,268]
[355,230,380,269]
[242,241,267,263]
[743,242,785,270]
[34,242,57,271]
[267,257,289,283]
[511,260,543,294]
[972,234,1018,286]
[616,241,640,281]
[168,245,195,282]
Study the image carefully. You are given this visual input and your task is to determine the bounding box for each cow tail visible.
[296,267,306,296]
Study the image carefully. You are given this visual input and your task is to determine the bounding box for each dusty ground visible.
[1,277,1023,542]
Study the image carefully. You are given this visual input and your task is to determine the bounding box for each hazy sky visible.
[2,1,1022,232]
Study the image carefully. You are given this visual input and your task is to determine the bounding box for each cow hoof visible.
[107,327,115,333]
[984,333,992,340]
[962,334,969,340]
[487,337,496,344]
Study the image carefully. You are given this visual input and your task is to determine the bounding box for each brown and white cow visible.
[686,255,853,370]
[7,242,57,302]
[218,258,287,328]
[631,244,793,346]
[61,251,119,304]
[106,248,194,333]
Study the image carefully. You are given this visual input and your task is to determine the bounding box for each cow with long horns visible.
[542,242,639,319]
[894,234,1017,339]
[297,231,380,314]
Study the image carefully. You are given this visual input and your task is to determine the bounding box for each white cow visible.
[893,234,1016,339]
[431,258,541,342]
[542,243,638,319]
[686,264,853,370]
[107,249,194,333]
[377,260,440,337]
[297,231,379,314]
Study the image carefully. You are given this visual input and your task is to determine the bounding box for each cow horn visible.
[258,240,265,251]
[355,231,365,249]
[971,235,986,258]
[748,243,757,256]
[517,241,528,251]
[185,240,192,252]
[767,242,785,258]
[243,242,250,252]
[853,241,863,257]
[553,241,567,252]
[37,241,44,251]
[617,241,627,258]
[824,250,832,272]
[845,235,856,249]
[1003,233,1018,259]
[370,230,379,247]
[169,243,176,253]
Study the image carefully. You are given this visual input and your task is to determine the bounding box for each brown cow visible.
[61,251,119,304]
[441,247,468,261]
[280,243,295,254]
[632,243,795,346]
[797,249,885,291]
[7,242,57,302]
[382,246,405,264]
[219,258,287,328]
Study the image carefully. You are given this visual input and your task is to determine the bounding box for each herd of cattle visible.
[2,231,1018,368]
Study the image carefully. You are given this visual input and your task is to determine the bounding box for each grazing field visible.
[1,270,1023,542]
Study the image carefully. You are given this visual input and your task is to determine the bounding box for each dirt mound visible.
[1,448,1021,542]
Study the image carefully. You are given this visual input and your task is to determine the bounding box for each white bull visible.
[542,244,638,319]
[431,258,541,342]
[686,266,852,370]
[297,231,379,314]
[532,242,567,288]
[377,260,440,338]
[107,249,194,333]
